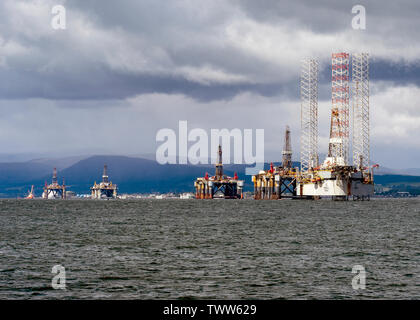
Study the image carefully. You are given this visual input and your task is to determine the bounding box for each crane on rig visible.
[25,185,35,199]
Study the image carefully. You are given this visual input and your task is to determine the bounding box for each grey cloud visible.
[1,0,420,103]
[0,0,419,168]
[235,0,420,34]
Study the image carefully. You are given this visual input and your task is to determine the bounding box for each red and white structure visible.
[297,52,374,200]
[328,52,350,166]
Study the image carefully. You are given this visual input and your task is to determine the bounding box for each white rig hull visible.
[297,179,374,197]
[296,170,374,198]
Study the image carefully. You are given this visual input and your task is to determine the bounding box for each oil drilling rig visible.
[194,145,244,199]
[252,53,376,200]
[252,126,298,199]
[42,168,66,199]
[296,53,375,200]
[91,165,118,199]
[25,185,35,199]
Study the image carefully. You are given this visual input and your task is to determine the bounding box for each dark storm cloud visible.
[0,64,296,102]
[0,0,419,168]
[1,0,420,103]
[0,0,297,102]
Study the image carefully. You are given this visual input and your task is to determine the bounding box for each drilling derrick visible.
[328,52,350,165]
[252,126,298,200]
[215,145,224,180]
[194,145,244,199]
[42,168,66,199]
[91,164,118,199]
[352,53,370,170]
[282,125,292,169]
[102,164,109,183]
[300,58,319,171]
[52,168,57,184]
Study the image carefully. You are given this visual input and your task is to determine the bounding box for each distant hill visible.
[0,155,419,198]
[0,161,52,197]
[374,175,420,185]
[0,162,52,185]
[28,155,89,171]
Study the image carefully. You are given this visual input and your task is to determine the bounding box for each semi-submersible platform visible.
[91,164,118,199]
[42,167,66,199]
[194,145,244,199]
[253,52,377,200]
[40,164,118,199]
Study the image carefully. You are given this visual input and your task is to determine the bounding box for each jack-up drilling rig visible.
[252,53,376,200]
[296,53,376,200]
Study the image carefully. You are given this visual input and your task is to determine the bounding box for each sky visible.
[0,0,419,168]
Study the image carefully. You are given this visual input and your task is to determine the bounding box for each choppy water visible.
[0,198,419,299]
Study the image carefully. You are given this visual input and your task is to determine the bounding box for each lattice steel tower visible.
[102,164,109,183]
[352,53,370,170]
[300,59,319,172]
[328,52,350,165]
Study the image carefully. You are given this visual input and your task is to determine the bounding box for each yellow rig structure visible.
[42,168,66,199]
[194,145,244,199]
[253,126,299,199]
[253,163,298,199]
[91,164,118,199]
